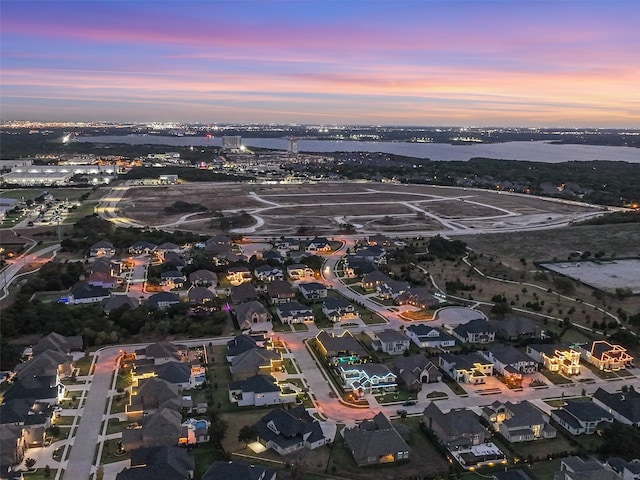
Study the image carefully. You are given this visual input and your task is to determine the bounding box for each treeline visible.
[124,166,250,182]
[574,210,640,226]
[164,201,207,215]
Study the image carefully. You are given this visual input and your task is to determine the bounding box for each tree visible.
[44,465,51,478]
[238,425,259,446]
[25,458,36,469]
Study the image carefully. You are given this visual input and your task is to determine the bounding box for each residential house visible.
[286,264,315,280]
[480,345,537,386]
[367,234,392,247]
[87,270,118,289]
[482,400,556,443]
[234,301,273,331]
[405,324,456,349]
[230,348,282,381]
[492,471,535,480]
[551,400,613,435]
[134,342,185,365]
[146,292,180,310]
[116,446,194,480]
[226,266,253,286]
[0,424,26,473]
[13,349,73,381]
[392,354,441,391]
[593,387,640,426]
[102,295,140,314]
[422,403,489,448]
[267,280,296,305]
[584,341,633,371]
[526,344,581,376]
[395,287,441,309]
[607,457,640,480]
[187,286,215,304]
[298,282,328,300]
[362,270,392,291]
[160,270,186,289]
[338,363,397,396]
[276,302,314,324]
[89,240,115,257]
[156,242,182,256]
[126,377,182,419]
[322,297,357,323]
[0,399,55,449]
[315,330,368,365]
[122,408,186,451]
[91,256,123,276]
[489,315,539,341]
[67,282,111,305]
[31,332,83,356]
[342,412,410,466]
[2,365,65,406]
[253,406,329,455]
[228,374,297,407]
[204,234,233,255]
[557,456,622,480]
[254,265,284,283]
[188,269,218,287]
[377,279,410,300]
[261,250,283,264]
[439,353,494,385]
[306,237,331,253]
[451,318,496,344]
[153,362,192,389]
[202,461,276,480]
[162,252,186,271]
[342,256,376,278]
[371,329,410,355]
[226,335,263,362]
[230,283,260,304]
[128,240,158,255]
[351,246,386,265]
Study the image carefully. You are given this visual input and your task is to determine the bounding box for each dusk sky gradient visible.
[1,0,639,126]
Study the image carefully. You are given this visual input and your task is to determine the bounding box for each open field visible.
[118,182,609,236]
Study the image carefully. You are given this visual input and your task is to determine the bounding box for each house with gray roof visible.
[234,301,272,331]
[315,330,368,365]
[103,294,140,314]
[342,412,410,466]
[229,374,297,407]
[298,281,327,300]
[135,342,185,364]
[286,264,315,280]
[127,240,157,255]
[67,282,111,305]
[188,269,218,287]
[226,335,262,361]
[392,354,441,391]
[362,270,392,291]
[146,292,180,310]
[230,283,260,304]
[230,348,282,381]
[395,287,441,309]
[253,406,329,456]
[116,446,194,480]
[489,315,539,341]
[482,400,556,443]
[557,456,622,480]
[154,362,192,389]
[261,250,283,264]
[551,400,613,435]
[202,460,276,480]
[338,363,397,396]
[422,403,488,448]
[266,280,296,304]
[405,324,455,349]
[480,345,537,380]
[122,408,186,452]
[451,318,496,344]
[351,245,386,265]
[90,240,115,257]
[254,265,284,283]
[371,329,410,355]
[31,332,83,356]
[187,286,215,304]
[439,353,493,385]
[126,377,182,419]
[322,297,357,322]
[276,302,314,324]
[593,387,640,426]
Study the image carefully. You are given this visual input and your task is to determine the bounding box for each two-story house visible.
[551,400,613,435]
[450,318,496,344]
[482,400,556,443]
[439,353,494,385]
[371,329,410,355]
[405,324,456,349]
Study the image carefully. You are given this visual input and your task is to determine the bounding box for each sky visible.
[1,0,639,127]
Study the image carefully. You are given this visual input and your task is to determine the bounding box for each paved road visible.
[63,348,119,480]
[0,243,60,300]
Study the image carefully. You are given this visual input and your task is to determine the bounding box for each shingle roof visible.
[593,387,640,424]
[343,412,410,465]
[203,460,275,480]
[229,375,280,394]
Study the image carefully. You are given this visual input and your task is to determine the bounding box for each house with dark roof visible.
[338,363,397,397]
[254,265,284,283]
[146,292,180,310]
[276,302,314,324]
[395,287,441,309]
[557,456,622,480]
[0,424,26,474]
[584,341,633,371]
[154,362,192,389]
[306,237,331,253]
[371,329,410,355]
[351,245,387,265]
[551,400,613,435]
[342,255,376,278]
[322,297,357,323]
[315,330,368,365]
[361,270,392,291]
[286,264,315,280]
[89,240,115,257]
[14,349,73,381]
[103,295,140,314]
[405,324,455,349]
[450,318,496,344]
[482,400,556,443]
[392,354,441,391]
[186,286,215,304]
[202,460,276,480]
[342,412,410,466]
[228,374,297,407]
[234,301,272,331]
[188,269,218,287]
[87,270,118,289]
[31,332,83,356]
[226,266,253,286]
[593,387,640,426]
[0,399,55,449]
[160,270,186,288]
[480,345,537,386]
[135,342,185,364]
[275,238,300,250]
[128,240,158,255]
[422,403,488,448]
[156,242,182,255]
[377,279,410,300]
[122,408,186,451]
[116,446,194,480]
[489,315,539,341]
[230,348,282,381]
[298,281,327,300]
[439,353,493,385]
[226,335,261,362]
[126,377,182,419]
[607,457,640,480]
[230,283,260,304]
[526,344,581,376]
[267,280,296,305]
[261,250,283,264]
[67,282,111,305]
[253,406,329,455]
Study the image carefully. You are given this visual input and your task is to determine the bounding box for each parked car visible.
[403,400,417,406]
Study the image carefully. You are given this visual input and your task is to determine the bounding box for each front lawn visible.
[100,438,129,464]
[540,370,573,385]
